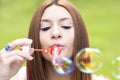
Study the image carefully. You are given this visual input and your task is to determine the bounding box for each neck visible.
[45,60,72,80]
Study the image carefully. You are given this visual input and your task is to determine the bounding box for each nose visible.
[50,27,62,40]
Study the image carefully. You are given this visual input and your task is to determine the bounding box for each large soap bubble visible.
[111,56,120,79]
[75,48,103,73]
[52,57,74,75]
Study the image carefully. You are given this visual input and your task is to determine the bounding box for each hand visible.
[0,38,34,80]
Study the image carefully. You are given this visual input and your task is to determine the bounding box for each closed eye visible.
[61,26,72,29]
[40,27,51,31]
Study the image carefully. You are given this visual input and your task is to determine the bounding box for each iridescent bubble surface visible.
[49,46,61,57]
[111,56,120,79]
[75,48,103,73]
[52,57,74,75]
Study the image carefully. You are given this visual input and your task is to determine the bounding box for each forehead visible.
[41,5,72,20]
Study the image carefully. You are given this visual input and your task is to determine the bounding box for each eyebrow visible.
[40,19,50,22]
[59,17,72,22]
[41,17,72,22]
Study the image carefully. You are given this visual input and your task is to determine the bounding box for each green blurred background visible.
[0,0,120,80]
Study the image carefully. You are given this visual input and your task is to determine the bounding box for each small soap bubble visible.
[111,56,120,79]
[49,46,61,57]
[52,57,74,75]
[75,48,103,73]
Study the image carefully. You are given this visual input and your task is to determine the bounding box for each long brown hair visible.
[27,0,91,80]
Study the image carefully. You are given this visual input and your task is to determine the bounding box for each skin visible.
[40,5,75,62]
[0,38,33,80]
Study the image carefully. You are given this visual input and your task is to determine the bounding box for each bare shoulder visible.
[92,74,109,80]
[10,66,26,80]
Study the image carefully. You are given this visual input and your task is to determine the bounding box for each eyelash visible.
[40,26,71,31]
[40,27,50,31]
[61,26,71,29]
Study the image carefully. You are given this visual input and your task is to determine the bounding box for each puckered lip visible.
[49,43,64,49]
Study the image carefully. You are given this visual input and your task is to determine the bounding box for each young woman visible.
[0,0,108,80]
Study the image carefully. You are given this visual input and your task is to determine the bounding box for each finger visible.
[20,46,34,55]
[1,38,33,53]
[3,50,33,65]
[10,38,33,48]
[11,50,33,60]
[2,50,33,61]
[4,55,25,65]
[29,48,34,55]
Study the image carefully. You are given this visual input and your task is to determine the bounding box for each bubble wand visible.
[21,45,61,56]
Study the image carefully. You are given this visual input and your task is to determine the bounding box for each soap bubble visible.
[49,46,61,57]
[52,57,74,75]
[75,48,103,73]
[111,56,120,79]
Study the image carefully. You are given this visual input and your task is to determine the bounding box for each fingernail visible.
[30,48,34,55]
[29,56,33,60]
[28,39,33,43]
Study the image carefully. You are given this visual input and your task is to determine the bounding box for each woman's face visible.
[40,5,74,61]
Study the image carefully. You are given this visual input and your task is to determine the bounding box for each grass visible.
[71,0,120,79]
[0,0,120,80]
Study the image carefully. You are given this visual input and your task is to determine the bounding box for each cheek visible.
[39,32,53,61]
[63,31,74,57]
[39,32,48,48]
[68,29,74,44]
[42,53,53,62]
[69,35,74,54]
[68,30,74,55]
